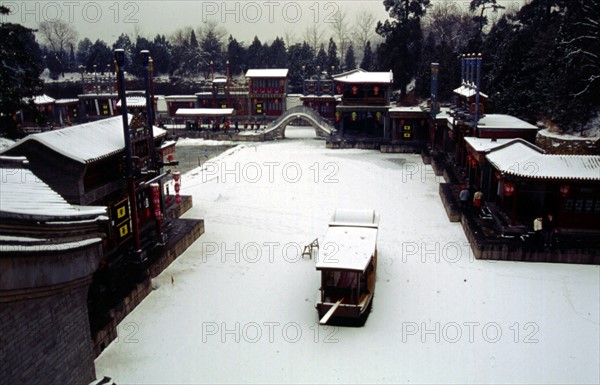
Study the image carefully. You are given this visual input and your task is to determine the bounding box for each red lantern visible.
[373,86,380,95]
[559,185,570,197]
[188,102,193,107]
[504,182,515,197]
[470,157,478,168]
[336,85,343,94]
[495,171,502,181]
[173,172,181,205]
[167,154,174,163]
[352,85,358,95]
[150,183,161,219]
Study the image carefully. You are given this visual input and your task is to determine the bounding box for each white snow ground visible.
[94,126,600,384]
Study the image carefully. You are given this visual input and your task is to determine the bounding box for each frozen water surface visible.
[95,133,600,384]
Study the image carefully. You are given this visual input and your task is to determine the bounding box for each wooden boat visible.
[315,209,379,325]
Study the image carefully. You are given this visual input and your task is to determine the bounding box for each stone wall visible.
[536,129,600,155]
[0,280,95,385]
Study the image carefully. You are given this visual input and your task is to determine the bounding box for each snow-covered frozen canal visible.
[95,127,600,384]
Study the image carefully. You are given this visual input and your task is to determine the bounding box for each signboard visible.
[256,103,263,114]
[403,124,412,140]
[111,197,132,244]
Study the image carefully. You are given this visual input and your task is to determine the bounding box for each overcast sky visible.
[1,0,523,46]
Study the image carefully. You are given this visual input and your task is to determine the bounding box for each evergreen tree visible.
[326,38,340,71]
[85,39,113,72]
[269,37,287,68]
[227,35,247,75]
[0,5,44,137]
[112,33,133,69]
[190,29,199,48]
[201,30,223,75]
[247,36,263,69]
[287,42,315,93]
[360,41,374,71]
[76,38,93,67]
[151,34,172,75]
[315,44,328,71]
[344,43,357,71]
[376,0,430,99]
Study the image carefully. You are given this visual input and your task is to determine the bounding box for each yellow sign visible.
[112,197,132,244]
[119,223,130,238]
[404,133,412,139]
[403,125,411,131]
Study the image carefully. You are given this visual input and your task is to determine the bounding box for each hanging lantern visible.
[470,157,478,168]
[504,182,515,197]
[495,171,502,181]
[375,111,382,121]
[188,102,194,107]
[336,85,343,94]
[335,111,341,122]
[559,185,570,197]
[173,172,181,205]
[373,86,380,95]
[351,111,358,121]
[150,183,161,219]
[352,85,358,95]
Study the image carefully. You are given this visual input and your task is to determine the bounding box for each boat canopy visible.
[316,209,379,273]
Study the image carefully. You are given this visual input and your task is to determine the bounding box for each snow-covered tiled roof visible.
[164,95,198,101]
[32,94,56,104]
[436,107,452,120]
[477,114,538,130]
[333,69,393,84]
[389,106,424,113]
[0,156,106,219]
[175,108,235,116]
[486,141,600,181]
[2,115,166,164]
[116,95,147,108]
[245,69,289,78]
[453,85,488,99]
[55,98,79,105]
[464,137,517,153]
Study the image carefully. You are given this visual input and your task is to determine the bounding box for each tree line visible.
[2,0,599,137]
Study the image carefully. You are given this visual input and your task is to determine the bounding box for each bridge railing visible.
[268,105,334,133]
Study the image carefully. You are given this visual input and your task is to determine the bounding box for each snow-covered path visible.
[95,129,600,384]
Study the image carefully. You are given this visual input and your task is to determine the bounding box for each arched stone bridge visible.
[264,106,335,139]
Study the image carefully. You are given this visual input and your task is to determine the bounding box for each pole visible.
[431,62,439,118]
[474,53,482,131]
[115,49,142,252]
[141,50,157,167]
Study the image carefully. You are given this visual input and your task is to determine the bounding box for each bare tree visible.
[303,23,324,51]
[352,9,378,62]
[38,20,78,55]
[283,27,297,48]
[329,6,350,68]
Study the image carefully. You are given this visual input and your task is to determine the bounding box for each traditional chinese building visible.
[78,67,119,119]
[301,69,337,121]
[388,106,430,150]
[0,155,107,385]
[484,140,600,230]
[1,114,172,251]
[245,68,288,117]
[332,69,393,138]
